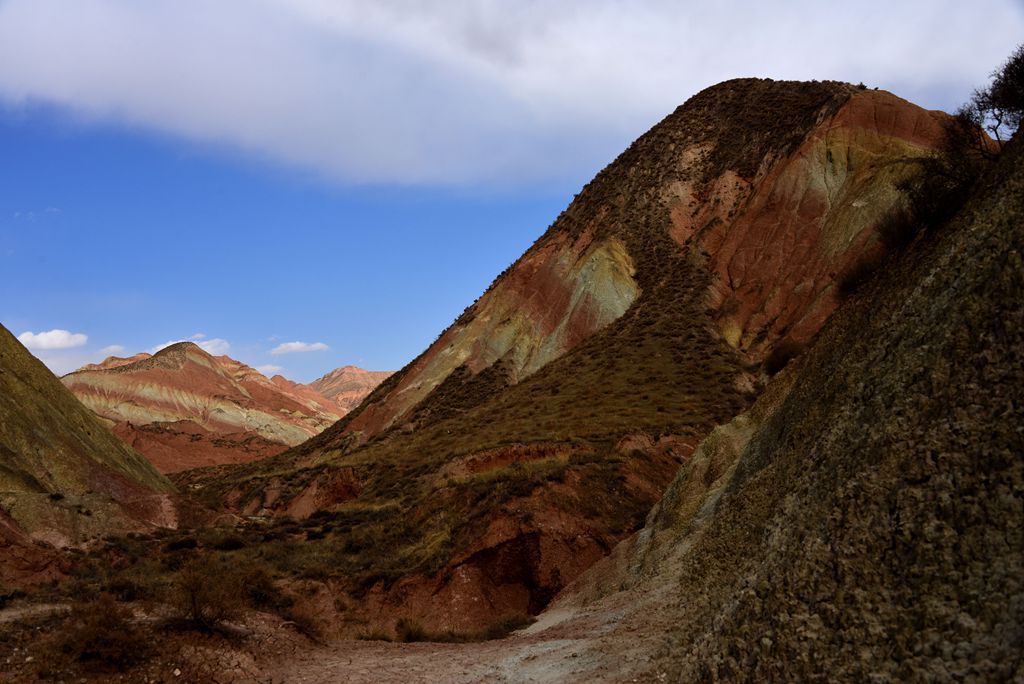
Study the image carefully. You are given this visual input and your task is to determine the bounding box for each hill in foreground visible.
[0,324,176,585]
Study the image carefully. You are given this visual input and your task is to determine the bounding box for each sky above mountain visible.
[1,0,1021,381]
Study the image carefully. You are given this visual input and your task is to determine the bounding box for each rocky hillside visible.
[0,324,175,583]
[309,366,394,412]
[186,80,951,631]
[486,115,1024,684]
[60,343,375,473]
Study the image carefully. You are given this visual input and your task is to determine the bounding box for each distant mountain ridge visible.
[61,342,388,473]
[309,366,393,412]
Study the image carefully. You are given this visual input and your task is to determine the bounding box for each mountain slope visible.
[62,343,351,472]
[191,80,951,631]
[0,324,175,562]
[501,122,1024,684]
[315,82,946,449]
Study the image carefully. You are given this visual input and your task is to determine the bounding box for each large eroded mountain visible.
[309,366,394,412]
[62,343,387,473]
[0,324,175,583]
[470,112,1024,684]
[185,79,950,631]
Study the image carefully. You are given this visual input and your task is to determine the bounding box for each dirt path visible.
[0,603,69,625]
[258,586,673,683]
[260,635,597,683]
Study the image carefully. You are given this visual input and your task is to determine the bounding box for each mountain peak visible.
[201,79,952,631]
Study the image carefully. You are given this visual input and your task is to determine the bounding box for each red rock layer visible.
[671,89,948,355]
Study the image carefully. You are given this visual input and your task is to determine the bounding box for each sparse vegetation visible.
[356,625,393,641]
[395,617,429,642]
[55,594,149,671]
[170,556,242,631]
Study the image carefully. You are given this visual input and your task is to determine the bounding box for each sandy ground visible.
[257,583,676,684]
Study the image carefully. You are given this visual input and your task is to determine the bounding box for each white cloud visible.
[35,351,100,376]
[256,364,284,376]
[17,329,88,350]
[149,337,230,355]
[189,333,206,340]
[99,344,126,355]
[271,341,329,355]
[198,338,230,355]
[0,1,1018,187]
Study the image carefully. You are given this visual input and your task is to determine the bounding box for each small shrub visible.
[209,533,247,551]
[241,564,291,611]
[162,536,198,552]
[103,573,157,603]
[280,601,323,641]
[356,625,393,641]
[395,617,428,642]
[57,594,149,671]
[170,557,241,631]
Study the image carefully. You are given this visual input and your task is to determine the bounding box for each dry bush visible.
[208,532,247,551]
[170,557,242,631]
[280,600,323,641]
[56,593,149,671]
[356,625,393,641]
[103,568,160,603]
[162,535,198,552]
[240,563,291,611]
[395,617,428,642]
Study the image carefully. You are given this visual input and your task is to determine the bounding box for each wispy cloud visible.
[0,1,1018,187]
[256,364,284,376]
[149,336,230,355]
[17,328,87,350]
[12,207,62,223]
[99,344,126,355]
[34,350,102,376]
[271,341,329,355]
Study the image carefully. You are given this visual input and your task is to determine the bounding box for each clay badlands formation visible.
[0,72,1021,682]
[61,343,389,473]
[195,80,955,631]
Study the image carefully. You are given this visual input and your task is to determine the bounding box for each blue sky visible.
[1,1,1021,381]
[0,105,562,379]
